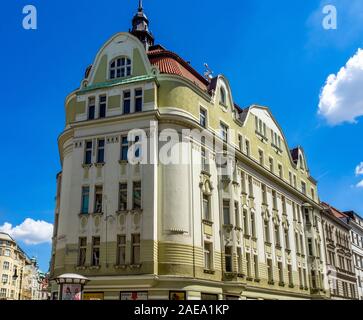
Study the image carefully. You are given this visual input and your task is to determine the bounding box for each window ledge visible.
[114,264,127,270]
[237,273,245,279]
[91,212,104,217]
[129,264,142,270]
[95,162,105,168]
[116,210,128,215]
[288,284,295,288]
[130,209,143,215]
[268,280,275,285]
[89,265,101,270]
[246,277,254,282]
[82,164,93,169]
[279,282,285,287]
[75,266,87,271]
[204,269,215,275]
[202,219,214,227]
[119,160,129,165]
[254,278,261,283]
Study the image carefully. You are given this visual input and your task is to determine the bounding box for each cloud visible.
[0,218,53,245]
[357,180,363,188]
[356,162,363,175]
[318,48,363,125]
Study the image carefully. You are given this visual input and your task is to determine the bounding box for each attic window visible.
[220,87,226,105]
[110,57,132,79]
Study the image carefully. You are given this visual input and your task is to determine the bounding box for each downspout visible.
[190,136,196,278]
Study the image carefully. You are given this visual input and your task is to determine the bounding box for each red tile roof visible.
[322,202,349,219]
[147,45,209,90]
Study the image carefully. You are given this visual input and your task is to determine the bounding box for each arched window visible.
[220,87,226,105]
[109,57,132,79]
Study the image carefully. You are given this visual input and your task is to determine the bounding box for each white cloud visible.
[0,218,53,245]
[356,162,363,175]
[318,48,363,125]
[357,180,363,188]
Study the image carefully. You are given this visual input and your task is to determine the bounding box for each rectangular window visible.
[78,237,87,266]
[278,262,284,285]
[200,108,207,128]
[275,224,281,247]
[88,97,95,120]
[123,91,131,114]
[254,255,259,279]
[303,269,307,288]
[84,141,93,165]
[223,201,230,225]
[293,175,297,188]
[3,261,9,270]
[259,149,264,166]
[99,95,107,118]
[250,211,256,238]
[91,237,100,266]
[278,164,283,179]
[131,234,141,265]
[243,209,249,236]
[225,246,232,272]
[96,139,105,164]
[301,181,306,195]
[282,196,286,215]
[267,258,273,283]
[204,242,213,270]
[133,181,142,210]
[220,123,228,142]
[308,238,313,256]
[246,252,252,278]
[119,183,128,211]
[94,186,103,213]
[121,136,129,161]
[269,157,274,172]
[0,288,6,298]
[135,89,143,112]
[238,135,243,151]
[245,139,250,156]
[311,188,315,200]
[264,220,270,243]
[4,249,10,257]
[2,274,8,284]
[289,171,292,185]
[203,194,210,221]
[81,186,90,214]
[117,235,126,265]
[288,264,293,286]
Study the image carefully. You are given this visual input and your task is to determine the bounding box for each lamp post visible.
[55,274,90,300]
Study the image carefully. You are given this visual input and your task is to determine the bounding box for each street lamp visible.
[55,273,90,300]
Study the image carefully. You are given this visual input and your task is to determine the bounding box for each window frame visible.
[109,56,132,80]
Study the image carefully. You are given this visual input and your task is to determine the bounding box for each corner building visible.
[50,3,329,300]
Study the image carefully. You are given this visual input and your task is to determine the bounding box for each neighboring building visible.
[344,211,363,300]
[0,232,45,300]
[0,233,27,300]
[321,203,357,299]
[50,2,328,300]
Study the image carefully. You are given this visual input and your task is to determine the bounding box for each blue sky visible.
[0,0,363,271]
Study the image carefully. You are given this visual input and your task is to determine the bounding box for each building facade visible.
[344,211,363,299]
[0,233,27,300]
[50,3,329,300]
[321,203,357,299]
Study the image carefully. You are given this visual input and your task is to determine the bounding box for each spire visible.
[130,0,154,51]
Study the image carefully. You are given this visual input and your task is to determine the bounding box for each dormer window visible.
[110,57,132,79]
[220,87,226,105]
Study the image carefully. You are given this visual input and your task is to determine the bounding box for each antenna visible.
[204,63,213,80]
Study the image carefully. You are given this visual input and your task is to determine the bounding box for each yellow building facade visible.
[50,3,329,300]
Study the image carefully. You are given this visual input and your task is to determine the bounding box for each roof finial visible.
[138,0,143,11]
